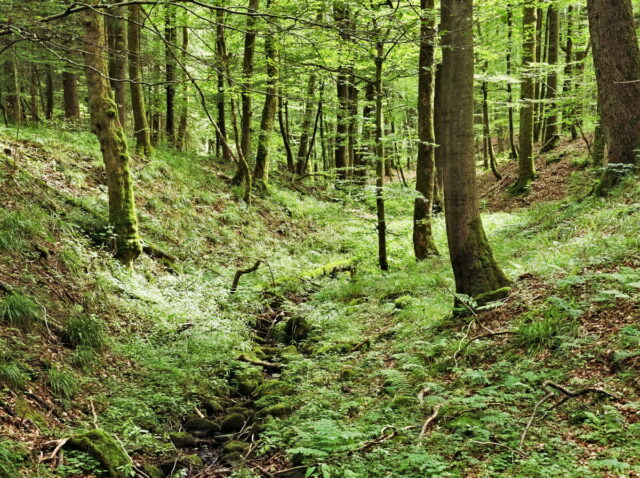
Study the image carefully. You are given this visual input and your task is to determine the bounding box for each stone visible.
[183,418,221,437]
[221,413,246,433]
[66,429,131,478]
[169,432,197,449]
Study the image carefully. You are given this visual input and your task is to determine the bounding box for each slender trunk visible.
[506,3,518,160]
[62,72,80,119]
[296,72,317,175]
[232,0,259,186]
[518,4,537,191]
[109,1,128,130]
[4,52,22,123]
[541,3,560,152]
[481,69,501,180]
[278,96,295,174]
[177,26,189,150]
[588,0,640,194]
[80,8,142,267]
[253,28,279,190]
[561,6,575,134]
[128,4,152,155]
[165,4,176,146]
[215,6,231,162]
[29,65,41,122]
[440,0,509,301]
[335,68,349,180]
[533,8,547,144]
[413,0,438,260]
[434,64,444,211]
[348,79,358,175]
[374,39,388,271]
[44,65,54,120]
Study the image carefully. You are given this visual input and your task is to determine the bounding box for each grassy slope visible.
[0,123,639,477]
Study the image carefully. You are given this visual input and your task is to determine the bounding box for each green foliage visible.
[57,450,106,477]
[0,440,25,478]
[0,361,29,390]
[65,314,107,349]
[515,297,581,352]
[0,207,49,252]
[0,293,43,331]
[47,367,78,400]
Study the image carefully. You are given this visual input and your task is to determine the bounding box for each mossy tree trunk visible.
[108,1,128,131]
[541,2,560,153]
[517,3,537,191]
[80,7,142,268]
[440,0,510,300]
[413,0,439,260]
[374,39,388,271]
[253,25,279,191]
[127,4,152,155]
[587,0,640,195]
[4,52,22,123]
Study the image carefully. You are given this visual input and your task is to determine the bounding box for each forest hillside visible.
[2,0,640,477]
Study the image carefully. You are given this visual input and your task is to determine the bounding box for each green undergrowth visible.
[1,124,639,477]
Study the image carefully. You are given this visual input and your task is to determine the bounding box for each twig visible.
[39,438,69,463]
[519,392,554,451]
[468,330,516,344]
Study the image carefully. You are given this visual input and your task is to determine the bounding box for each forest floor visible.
[0,124,639,478]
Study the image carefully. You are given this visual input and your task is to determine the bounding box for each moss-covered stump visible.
[169,432,197,448]
[66,430,131,478]
[183,417,221,437]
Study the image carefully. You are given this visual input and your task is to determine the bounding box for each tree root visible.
[231,260,262,293]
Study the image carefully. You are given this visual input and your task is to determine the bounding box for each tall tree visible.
[232,0,260,187]
[440,0,509,300]
[296,72,317,175]
[413,0,439,260]
[588,0,640,194]
[164,4,177,146]
[215,5,231,162]
[4,51,22,123]
[80,6,142,267]
[253,11,279,191]
[128,4,152,155]
[108,1,128,130]
[506,3,518,160]
[517,3,537,191]
[541,2,560,152]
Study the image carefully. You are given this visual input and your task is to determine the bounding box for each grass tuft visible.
[0,293,43,331]
[65,315,107,349]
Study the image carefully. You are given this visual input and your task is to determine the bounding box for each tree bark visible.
[374,40,388,271]
[127,4,152,155]
[413,0,439,260]
[296,72,317,175]
[517,3,537,191]
[232,0,259,186]
[176,25,189,150]
[541,2,560,152]
[253,28,279,190]
[215,6,231,162]
[108,1,128,130]
[506,3,518,160]
[165,4,176,146]
[4,52,22,123]
[44,65,54,120]
[62,72,80,119]
[440,0,510,300]
[434,64,444,210]
[80,7,142,267]
[588,0,640,195]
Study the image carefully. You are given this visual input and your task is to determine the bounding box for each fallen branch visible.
[356,425,397,452]
[231,260,262,293]
[418,404,441,440]
[471,440,527,458]
[468,330,516,344]
[39,439,69,463]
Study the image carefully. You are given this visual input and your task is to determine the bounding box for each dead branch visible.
[468,330,516,344]
[471,440,527,458]
[419,404,441,439]
[231,260,262,293]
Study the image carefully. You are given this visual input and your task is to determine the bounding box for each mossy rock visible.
[142,464,163,478]
[390,395,414,409]
[232,366,263,395]
[66,429,131,478]
[255,403,292,419]
[284,317,311,344]
[181,454,203,467]
[169,432,197,448]
[253,380,294,397]
[260,346,279,357]
[202,399,225,415]
[252,348,268,360]
[474,287,511,306]
[393,295,415,310]
[222,451,244,466]
[222,440,250,454]
[225,406,252,419]
[183,418,221,437]
[221,413,246,433]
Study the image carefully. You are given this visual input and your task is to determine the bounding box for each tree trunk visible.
[413,0,439,260]
[29,65,41,122]
[253,29,279,191]
[44,65,54,120]
[588,0,640,195]
[561,6,575,135]
[109,1,128,131]
[165,4,176,146]
[517,4,537,191]
[541,2,560,152]
[374,40,388,271]
[440,0,509,301]
[127,4,152,155]
[4,52,22,123]
[335,67,350,180]
[506,3,518,160]
[62,72,80,119]
[80,8,142,267]
[215,6,231,162]
[481,68,501,181]
[176,26,189,150]
[296,72,317,175]
[232,0,259,186]
[434,64,444,211]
